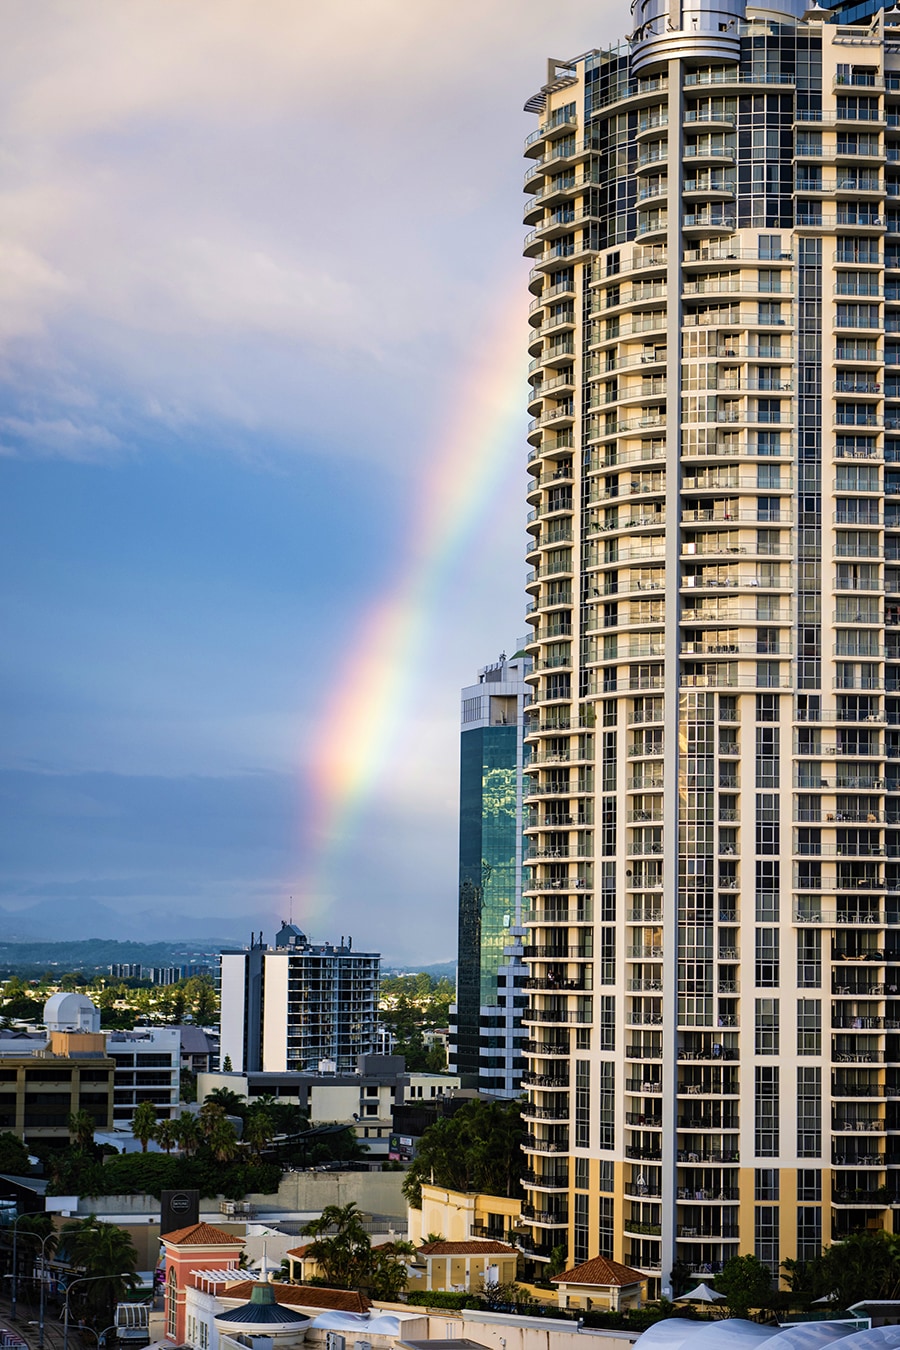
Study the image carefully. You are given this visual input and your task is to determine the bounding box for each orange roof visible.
[551,1256,644,1288]
[162,1223,244,1246]
[418,1240,518,1256]
[221,1281,370,1313]
[285,1244,311,1259]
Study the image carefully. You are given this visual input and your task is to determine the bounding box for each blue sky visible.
[0,0,614,964]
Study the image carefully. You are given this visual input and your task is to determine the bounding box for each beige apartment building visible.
[520,0,900,1298]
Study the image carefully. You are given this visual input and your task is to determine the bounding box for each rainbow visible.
[295,279,529,923]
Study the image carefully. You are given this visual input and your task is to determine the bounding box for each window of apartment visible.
[756,928,780,987]
[797,1207,822,1264]
[755,998,779,1054]
[599,1159,614,1192]
[756,726,780,788]
[797,998,821,1055]
[575,1156,590,1190]
[755,1205,779,1276]
[755,1169,779,1201]
[756,860,779,922]
[574,1192,589,1265]
[575,1060,591,1149]
[798,1169,822,1202]
[599,1062,614,1150]
[600,997,615,1053]
[587,1195,612,1263]
[755,1066,779,1157]
[798,1066,821,1158]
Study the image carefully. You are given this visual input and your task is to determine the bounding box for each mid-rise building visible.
[450,650,531,1095]
[106,1026,181,1125]
[520,0,900,1296]
[219,924,380,1074]
[0,995,114,1145]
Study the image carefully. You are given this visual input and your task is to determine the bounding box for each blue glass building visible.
[450,650,531,1096]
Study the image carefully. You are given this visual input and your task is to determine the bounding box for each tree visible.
[68,1110,96,1151]
[402,1099,524,1209]
[370,1240,417,1300]
[60,1217,138,1325]
[131,1102,157,1152]
[716,1254,774,1320]
[222,1055,233,1072]
[475,1277,535,1311]
[205,1087,247,1119]
[243,1110,274,1157]
[0,1131,31,1175]
[199,1103,238,1162]
[798,1230,900,1307]
[154,1118,179,1154]
[173,1111,201,1156]
[301,1203,372,1289]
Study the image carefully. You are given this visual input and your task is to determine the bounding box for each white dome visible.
[43,992,100,1032]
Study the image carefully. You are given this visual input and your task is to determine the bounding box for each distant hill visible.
[382,960,456,980]
[0,938,225,975]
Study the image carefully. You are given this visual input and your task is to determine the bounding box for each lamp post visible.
[63,1274,111,1350]
[75,1325,116,1348]
[34,1228,57,1350]
[8,1212,49,1322]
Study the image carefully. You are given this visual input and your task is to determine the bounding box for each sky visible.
[0,0,618,965]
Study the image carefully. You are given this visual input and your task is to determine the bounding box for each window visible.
[598,1196,614,1258]
[797,999,821,1055]
[600,996,615,1052]
[755,998,779,1054]
[755,1066,779,1156]
[755,1169,779,1200]
[599,1061,614,1150]
[798,1066,821,1158]
[167,1269,177,1340]
[574,1192,589,1265]
[797,1207,822,1264]
[575,1060,591,1148]
[755,1205,779,1276]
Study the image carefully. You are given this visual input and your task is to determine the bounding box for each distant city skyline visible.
[0,1,608,964]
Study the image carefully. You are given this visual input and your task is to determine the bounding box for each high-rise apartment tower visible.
[451,649,531,1095]
[219,924,379,1074]
[521,0,900,1298]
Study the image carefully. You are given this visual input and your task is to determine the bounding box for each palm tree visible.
[243,1110,274,1157]
[174,1112,201,1156]
[205,1087,246,1119]
[60,1218,138,1326]
[199,1104,238,1162]
[154,1118,179,1154]
[301,1203,372,1290]
[67,1109,95,1150]
[131,1101,157,1152]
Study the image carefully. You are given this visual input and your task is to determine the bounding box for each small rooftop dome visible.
[215,1283,311,1334]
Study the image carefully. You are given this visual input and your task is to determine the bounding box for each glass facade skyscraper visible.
[521,0,900,1299]
[451,650,530,1097]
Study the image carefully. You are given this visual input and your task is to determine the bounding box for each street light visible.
[34,1228,57,1350]
[6,1212,51,1322]
[75,1325,116,1348]
[62,1274,112,1350]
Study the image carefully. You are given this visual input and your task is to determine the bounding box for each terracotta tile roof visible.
[418,1240,518,1256]
[162,1222,244,1246]
[551,1256,644,1288]
[222,1282,370,1313]
[285,1244,311,1259]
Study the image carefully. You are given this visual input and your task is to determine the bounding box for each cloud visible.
[0,0,609,466]
[0,413,125,462]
